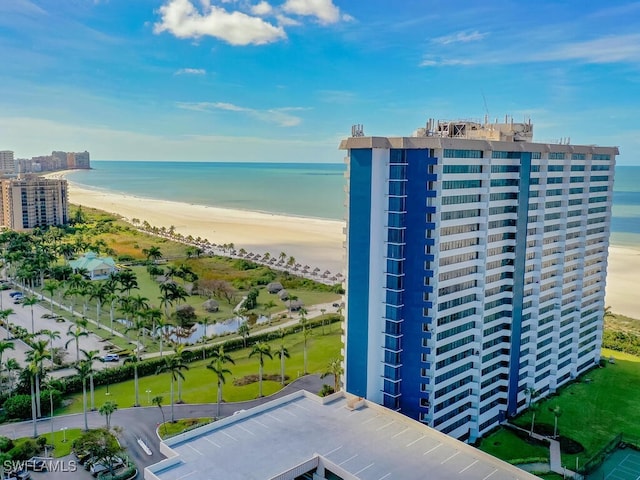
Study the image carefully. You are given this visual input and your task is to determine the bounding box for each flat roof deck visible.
[145,391,539,480]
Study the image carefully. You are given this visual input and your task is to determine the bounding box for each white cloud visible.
[154,0,286,46]
[276,14,301,26]
[432,30,487,45]
[175,67,206,75]
[534,34,640,63]
[176,101,306,127]
[282,0,344,24]
[0,116,334,162]
[251,1,273,16]
[419,57,473,67]
[420,34,640,67]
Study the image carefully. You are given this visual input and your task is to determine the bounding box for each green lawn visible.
[158,418,213,439]
[59,329,341,414]
[478,428,549,463]
[12,428,84,458]
[509,349,640,467]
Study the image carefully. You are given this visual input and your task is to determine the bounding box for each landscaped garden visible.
[478,347,640,473]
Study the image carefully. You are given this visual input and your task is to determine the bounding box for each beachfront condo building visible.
[0,151,15,174]
[340,118,618,441]
[0,176,69,231]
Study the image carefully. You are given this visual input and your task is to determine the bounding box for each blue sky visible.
[1,0,639,164]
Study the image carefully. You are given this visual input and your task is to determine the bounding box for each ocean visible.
[65,161,640,247]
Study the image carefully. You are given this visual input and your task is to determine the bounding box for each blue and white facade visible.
[340,121,618,441]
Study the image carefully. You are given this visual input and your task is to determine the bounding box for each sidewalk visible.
[504,422,582,479]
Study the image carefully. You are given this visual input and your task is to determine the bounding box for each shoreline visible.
[48,172,346,275]
[47,170,639,318]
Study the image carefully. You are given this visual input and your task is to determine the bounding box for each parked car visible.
[101,353,120,362]
[24,457,48,471]
[89,457,124,477]
[8,291,23,298]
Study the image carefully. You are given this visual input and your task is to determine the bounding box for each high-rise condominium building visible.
[0,151,15,174]
[340,119,617,441]
[0,176,69,231]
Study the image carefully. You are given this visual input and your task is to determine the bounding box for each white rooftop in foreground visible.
[145,391,538,480]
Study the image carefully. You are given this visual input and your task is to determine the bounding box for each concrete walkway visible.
[505,422,581,479]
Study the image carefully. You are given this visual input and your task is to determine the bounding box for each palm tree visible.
[43,280,60,316]
[116,269,138,295]
[21,295,39,334]
[143,246,163,263]
[5,358,20,395]
[75,360,92,431]
[526,387,540,435]
[238,323,250,348]
[298,312,311,375]
[88,282,109,329]
[321,358,343,393]
[41,330,60,370]
[207,352,234,418]
[82,349,100,411]
[152,395,167,435]
[99,401,118,430]
[126,313,149,407]
[26,362,38,437]
[65,325,89,363]
[0,340,14,395]
[274,343,290,386]
[249,342,272,397]
[0,308,14,340]
[156,354,189,422]
[552,405,562,438]
[154,316,167,358]
[27,339,50,417]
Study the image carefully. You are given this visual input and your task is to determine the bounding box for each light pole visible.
[61,427,67,443]
[146,389,152,404]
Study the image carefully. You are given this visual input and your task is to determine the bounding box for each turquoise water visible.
[66,161,346,220]
[66,162,640,246]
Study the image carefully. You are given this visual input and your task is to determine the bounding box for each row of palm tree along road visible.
[0,223,344,442]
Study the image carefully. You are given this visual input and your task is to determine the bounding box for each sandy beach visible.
[51,172,638,319]
[63,179,346,275]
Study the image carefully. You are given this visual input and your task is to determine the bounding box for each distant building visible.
[144,390,539,480]
[51,151,68,170]
[0,176,69,231]
[69,252,117,280]
[0,151,15,174]
[340,117,617,441]
[73,151,91,169]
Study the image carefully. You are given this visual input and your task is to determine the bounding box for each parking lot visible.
[0,286,126,374]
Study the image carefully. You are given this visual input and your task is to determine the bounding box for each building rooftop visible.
[145,391,538,480]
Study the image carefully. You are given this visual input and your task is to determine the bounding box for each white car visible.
[101,353,120,362]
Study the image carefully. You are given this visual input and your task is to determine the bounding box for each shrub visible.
[4,395,33,419]
[8,439,39,460]
[319,384,335,397]
[0,436,14,451]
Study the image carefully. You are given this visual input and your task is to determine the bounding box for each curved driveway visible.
[0,374,327,469]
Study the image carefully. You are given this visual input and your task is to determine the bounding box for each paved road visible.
[0,374,326,473]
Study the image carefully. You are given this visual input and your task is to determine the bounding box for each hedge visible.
[60,315,341,395]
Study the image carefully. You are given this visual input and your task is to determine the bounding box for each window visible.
[549,152,565,160]
[443,149,483,158]
[592,154,610,161]
[491,165,520,172]
[443,165,482,174]
[491,178,519,187]
[443,180,482,189]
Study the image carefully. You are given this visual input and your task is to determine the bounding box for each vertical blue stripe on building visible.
[399,149,437,419]
[507,152,532,415]
[346,149,373,397]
